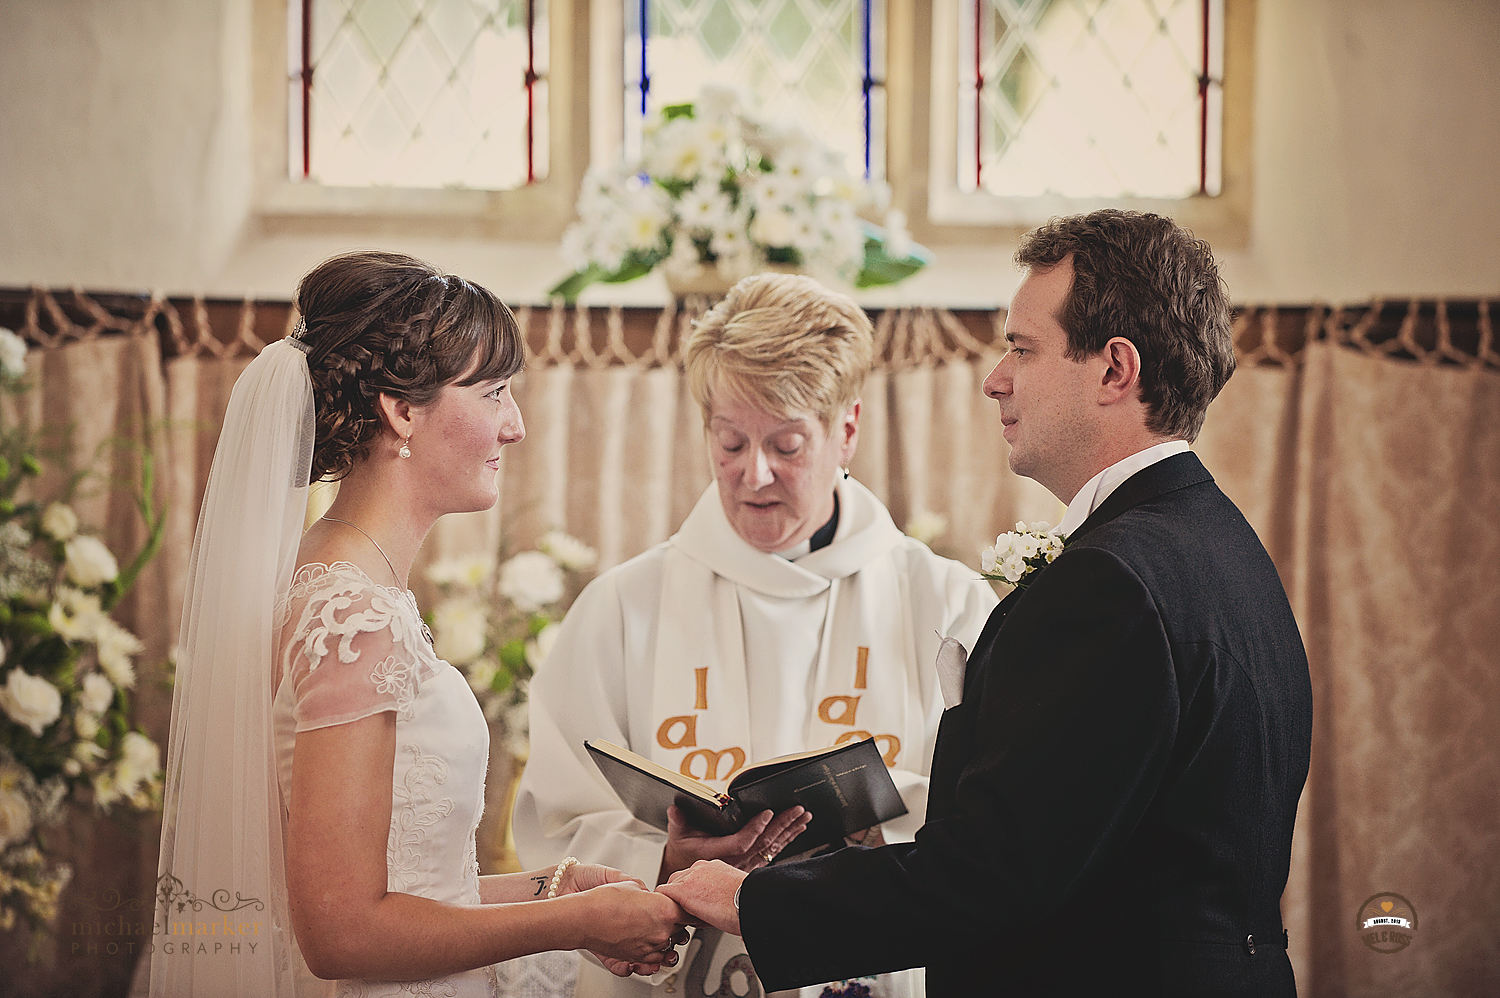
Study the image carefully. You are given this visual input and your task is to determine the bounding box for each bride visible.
[152,251,686,996]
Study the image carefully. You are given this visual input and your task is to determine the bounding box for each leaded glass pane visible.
[626,0,883,181]
[292,0,548,190]
[959,0,1221,199]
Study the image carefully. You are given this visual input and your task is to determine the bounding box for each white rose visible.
[41,503,79,542]
[677,183,732,234]
[426,554,493,589]
[998,553,1028,584]
[525,621,561,671]
[499,551,564,612]
[114,731,160,791]
[750,207,797,248]
[904,510,949,545]
[64,535,119,588]
[0,784,32,849]
[883,208,914,260]
[49,587,106,642]
[74,710,100,740]
[79,673,114,716]
[432,598,488,665]
[0,669,63,736]
[0,328,28,379]
[464,659,498,697]
[501,694,530,756]
[538,531,597,572]
[72,739,106,767]
[94,619,143,689]
[92,770,121,808]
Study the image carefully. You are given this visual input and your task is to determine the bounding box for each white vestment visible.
[513,477,998,998]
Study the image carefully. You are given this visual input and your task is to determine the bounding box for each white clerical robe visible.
[514,477,998,998]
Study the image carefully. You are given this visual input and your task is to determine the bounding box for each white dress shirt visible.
[1055,440,1191,538]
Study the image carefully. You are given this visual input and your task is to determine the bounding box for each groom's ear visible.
[1097,336,1143,405]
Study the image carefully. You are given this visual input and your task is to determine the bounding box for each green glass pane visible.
[768,0,814,61]
[803,41,846,105]
[698,0,742,62]
[350,0,419,66]
[995,44,1046,120]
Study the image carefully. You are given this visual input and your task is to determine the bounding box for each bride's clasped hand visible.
[555,863,691,976]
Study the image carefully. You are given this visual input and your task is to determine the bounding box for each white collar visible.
[1055,440,1191,538]
[671,475,904,596]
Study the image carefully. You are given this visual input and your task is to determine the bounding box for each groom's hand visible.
[658,860,745,936]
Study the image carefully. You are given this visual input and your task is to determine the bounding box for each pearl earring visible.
[399,436,412,459]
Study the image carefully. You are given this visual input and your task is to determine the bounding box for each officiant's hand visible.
[658,804,812,884]
[658,859,745,936]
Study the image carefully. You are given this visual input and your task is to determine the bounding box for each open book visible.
[585,737,907,855]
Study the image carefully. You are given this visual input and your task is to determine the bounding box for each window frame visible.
[886,0,1255,248]
[251,0,592,239]
[249,0,1253,249]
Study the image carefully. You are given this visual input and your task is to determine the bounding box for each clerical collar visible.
[778,491,841,560]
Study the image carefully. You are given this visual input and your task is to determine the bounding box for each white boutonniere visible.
[980,521,1067,588]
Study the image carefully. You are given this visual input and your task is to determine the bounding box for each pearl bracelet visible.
[547,857,580,899]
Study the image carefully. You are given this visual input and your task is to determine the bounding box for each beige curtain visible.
[1200,328,1500,997]
[2,290,1496,997]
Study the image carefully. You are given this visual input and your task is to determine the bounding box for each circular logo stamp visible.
[1356,892,1417,953]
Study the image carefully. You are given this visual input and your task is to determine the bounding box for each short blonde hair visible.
[684,273,874,427]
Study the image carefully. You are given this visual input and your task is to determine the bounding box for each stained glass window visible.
[625,0,884,180]
[290,0,548,190]
[958,0,1222,199]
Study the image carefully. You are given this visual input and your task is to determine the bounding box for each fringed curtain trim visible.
[4,288,1495,372]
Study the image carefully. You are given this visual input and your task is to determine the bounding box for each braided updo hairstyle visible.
[294,251,524,482]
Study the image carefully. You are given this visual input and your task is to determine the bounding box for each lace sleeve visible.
[277,563,440,731]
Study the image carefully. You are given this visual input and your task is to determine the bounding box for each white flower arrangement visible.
[0,337,167,937]
[426,533,597,738]
[980,521,1068,588]
[903,509,950,546]
[550,85,927,301]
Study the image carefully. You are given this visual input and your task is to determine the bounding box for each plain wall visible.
[1,0,1497,307]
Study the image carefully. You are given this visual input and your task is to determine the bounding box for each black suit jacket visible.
[740,453,1313,997]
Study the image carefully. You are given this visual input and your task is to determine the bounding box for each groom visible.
[660,210,1313,996]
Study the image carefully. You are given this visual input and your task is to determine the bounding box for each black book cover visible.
[585,737,907,854]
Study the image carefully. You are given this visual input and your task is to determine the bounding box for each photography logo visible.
[1356,892,1417,953]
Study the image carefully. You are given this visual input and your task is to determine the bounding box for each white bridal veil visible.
[151,338,314,996]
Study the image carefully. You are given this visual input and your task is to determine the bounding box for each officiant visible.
[513,273,998,998]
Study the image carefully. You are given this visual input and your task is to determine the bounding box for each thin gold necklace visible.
[321,516,434,646]
[320,516,403,588]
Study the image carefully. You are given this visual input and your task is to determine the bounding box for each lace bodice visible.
[272,562,497,998]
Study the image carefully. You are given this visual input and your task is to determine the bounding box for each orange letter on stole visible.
[656,715,698,750]
[818,695,861,726]
[680,747,747,782]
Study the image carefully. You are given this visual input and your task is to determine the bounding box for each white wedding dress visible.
[273,562,499,998]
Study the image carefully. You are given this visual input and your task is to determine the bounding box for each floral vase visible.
[663,262,802,303]
[663,267,738,302]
